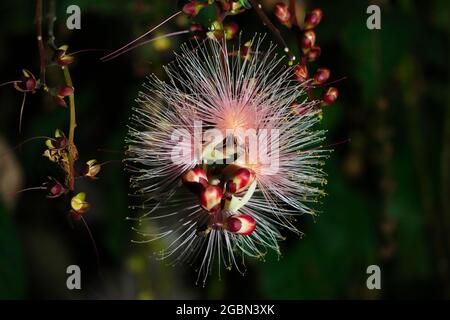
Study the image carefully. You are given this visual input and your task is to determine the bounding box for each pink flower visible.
[126,36,328,285]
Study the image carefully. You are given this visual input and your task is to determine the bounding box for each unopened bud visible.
[313,68,330,85]
[306,46,321,62]
[274,2,292,28]
[183,1,208,17]
[224,22,238,40]
[304,8,323,30]
[301,30,316,53]
[200,185,223,212]
[58,85,74,97]
[225,214,256,235]
[46,178,66,198]
[294,64,309,82]
[322,87,339,105]
[183,168,207,184]
[226,167,255,193]
[14,69,37,93]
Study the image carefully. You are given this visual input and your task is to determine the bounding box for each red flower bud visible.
[313,68,330,85]
[301,30,316,53]
[46,178,67,199]
[304,8,323,30]
[58,85,74,97]
[322,87,339,105]
[274,2,292,28]
[183,1,208,17]
[226,167,255,193]
[218,0,231,12]
[183,168,207,184]
[182,168,209,192]
[25,78,37,91]
[200,185,223,212]
[225,214,256,235]
[224,22,239,40]
[14,69,37,93]
[306,46,321,62]
[294,64,309,82]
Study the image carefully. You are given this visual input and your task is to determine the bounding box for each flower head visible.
[126,36,328,285]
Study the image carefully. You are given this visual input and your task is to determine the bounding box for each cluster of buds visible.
[273,4,338,107]
[41,128,102,218]
[50,85,74,107]
[182,165,257,236]
[181,1,247,42]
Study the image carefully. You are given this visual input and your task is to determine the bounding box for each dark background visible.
[0,0,449,299]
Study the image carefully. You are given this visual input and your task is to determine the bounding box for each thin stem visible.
[101,30,189,62]
[63,66,77,191]
[0,80,19,88]
[35,0,46,86]
[16,186,47,195]
[101,10,182,61]
[18,92,27,134]
[248,0,295,62]
[68,48,107,56]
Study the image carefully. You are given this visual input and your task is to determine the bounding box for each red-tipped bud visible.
[14,69,37,93]
[304,8,323,30]
[58,85,74,97]
[226,168,255,193]
[301,30,316,53]
[53,45,75,66]
[225,214,256,235]
[274,2,292,28]
[224,22,239,40]
[182,168,209,192]
[51,85,74,107]
[183,168,208,184]
[46,178,67,199]
[290,102,308,116]
[200,185,223,212]
[322,87,339,105]
[183,1,208,17]
[294,64,309,82]
[25,78,37,91]
[306,46,321,62]
[189,23,206,40]
[313,68,330,85]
